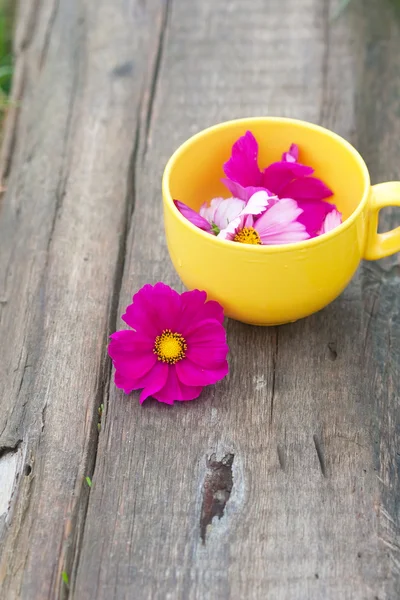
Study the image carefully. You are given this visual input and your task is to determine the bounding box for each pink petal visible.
[221,178,269,202]
[212,197,246,230]
[139,361,169,403]
[296,199,338,237]
[217,215,244,240]
[262,162,314,195]
[185,318,229,368]
[280,177,333,201]
[174,200,212,232]
[199,197,225,221]
[241,190,272,216]
[320,208,342,234]
[223,131,263,187]
[153,366,203,403]
[185,318,229,352]
[114,359,168,399]
[282,144,299,163]
[176,358,229,387]
[109,330,151,353]
[114,370,138,394]
[255,198,309,245]
[179,289,224,332]
[108,331,157,379]
[123,282,182,334]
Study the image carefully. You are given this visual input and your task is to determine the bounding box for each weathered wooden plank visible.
[0,0,167,597]
[73,1,400,599]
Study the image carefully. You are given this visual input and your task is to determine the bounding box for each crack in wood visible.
[0,439,22,460]
[319,0,331,124]
[142,0,172,160]
[39,0,61,70]
[277,444,286,471]
[313,434,327,478]
[200,453,234,544]
[327,342,337,361]
[270,329,278,426]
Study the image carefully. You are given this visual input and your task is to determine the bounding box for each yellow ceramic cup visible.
[162,117,400,325]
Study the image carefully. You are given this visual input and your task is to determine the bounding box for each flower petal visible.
[185,318,229,359]
[223,131,263,187]
[217,215,244,240]
[108,330,157,379]
[295,199,338,237]
[199,197,225,221]
[280,177,333,201]
[174,200,212,232]
[241,190,272,216]
[153,366,203,403]
[114,369,138,394]
[212,197,246,230]
[179,289,225,332]
[176,357,228,386]
[282,143,299,163]
[320,208,342,234]
[123,282,182,334]
[255,198,309,244]
[262,162,314,195]
[139,361,169,403]
[221,178,269,202]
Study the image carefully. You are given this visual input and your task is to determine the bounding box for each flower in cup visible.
[319,208,342,234]
[175,190,275,235]
[108,283,229,405]
[222,131,333,204]
[218,198,309,245]
[295,199,341,238]
[173,132,342,243]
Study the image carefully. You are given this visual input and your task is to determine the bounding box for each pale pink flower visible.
[175,190,274,234]
[218,198,309,245]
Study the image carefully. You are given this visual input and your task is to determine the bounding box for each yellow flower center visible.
[154,329,187,364]
[233,227,261,245]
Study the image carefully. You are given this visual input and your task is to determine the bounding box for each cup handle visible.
[364,182,400,260]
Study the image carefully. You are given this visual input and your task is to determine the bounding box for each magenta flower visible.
[108,283,229,405]
[295,199,340,238]
[222,131,333,204]
[218,198,309,245]
[175,190,273,234]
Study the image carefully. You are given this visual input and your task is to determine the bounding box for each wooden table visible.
[1,1,400,598]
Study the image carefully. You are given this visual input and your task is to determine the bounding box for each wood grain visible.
[0,0,399,598]
[0,0,167,597]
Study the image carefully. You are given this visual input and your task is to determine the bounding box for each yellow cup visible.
[162,117,400,325]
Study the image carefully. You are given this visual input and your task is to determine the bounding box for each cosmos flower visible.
[218,198,309,245]
[108,283,229,405]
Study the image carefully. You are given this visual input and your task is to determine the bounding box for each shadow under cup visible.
[162,118,370,325]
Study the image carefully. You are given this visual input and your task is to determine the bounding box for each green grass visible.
[0,0,14,118]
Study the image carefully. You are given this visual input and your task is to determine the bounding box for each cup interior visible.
[166,118,369,223]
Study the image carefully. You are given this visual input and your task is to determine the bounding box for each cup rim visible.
[162,117,371,254]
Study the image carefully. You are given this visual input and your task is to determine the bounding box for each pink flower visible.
[222,131,333,203]
[108,283,229,405]
[199,196,245,231]
[218,198,309,245]
[175,190,273,234]
[319,208,342,234]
